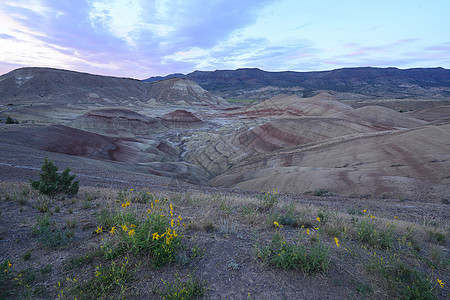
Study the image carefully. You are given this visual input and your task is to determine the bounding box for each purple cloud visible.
[0,34,15,40]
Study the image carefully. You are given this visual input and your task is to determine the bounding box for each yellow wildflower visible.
[394,216,398,219]
[314,227,319,231]
[131,224,136,228]
[171,219,174,227]
[151,203,154,209]
[95,227,103,234]
[128,229,135,236]
[110,227,116,234]
[370,215,375,219]
[316,217,321,222]
[152,232,160,240]
[8,261,12,269]
[437,279,444,288]
[274,221,279,227]
[363,209,367,213]
[335,237,340,247]
[178,215,182,220]
[306,228,310,235]
[130,188,133,192]
[155,199,159,203]
[121,224,128,232]
[147,209,151,213]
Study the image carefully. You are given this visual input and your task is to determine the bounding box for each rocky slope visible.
[70,108,167,137]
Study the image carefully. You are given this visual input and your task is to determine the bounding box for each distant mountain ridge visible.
[144,67,450,99]
[0,67,225,106]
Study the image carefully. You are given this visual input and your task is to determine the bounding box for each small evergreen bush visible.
[5,116,18,124]
[31,157,79,196]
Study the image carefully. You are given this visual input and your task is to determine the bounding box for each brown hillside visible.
[69,108,167,137]
[211,124,450,199]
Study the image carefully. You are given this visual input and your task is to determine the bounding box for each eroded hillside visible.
[0,67,449,201]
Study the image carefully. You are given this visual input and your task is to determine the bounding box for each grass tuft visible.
[160,273,208,300]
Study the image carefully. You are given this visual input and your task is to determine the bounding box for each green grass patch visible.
[257,229,329,274]
[160,273,208,300]
[357,217,395,248]
[32,214,74,249]
[257,189,278,210]
[70,257,138,299]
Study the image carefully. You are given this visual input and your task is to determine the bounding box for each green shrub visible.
[313,188,329,196]
[98,198,184,268]
[22,250,32,261]
[5,116,18,124]
[31,157,79,197]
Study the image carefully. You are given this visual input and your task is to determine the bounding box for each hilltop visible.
[144,67,450,100]
[0,67,225,108]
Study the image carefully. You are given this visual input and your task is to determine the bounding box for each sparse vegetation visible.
[160,273,209,300]
[313,188,329,196]
[258,189,278,210]
[32,214,74,249]
[22,250,32,261]
[257,223,330,273]
[1,183,448,299]
[70,257,138,299]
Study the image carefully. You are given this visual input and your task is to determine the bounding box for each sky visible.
[0,0,449,79]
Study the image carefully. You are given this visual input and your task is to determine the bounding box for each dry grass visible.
[0,181,448,299]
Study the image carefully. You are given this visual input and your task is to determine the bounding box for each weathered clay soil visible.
[0,67,449,299]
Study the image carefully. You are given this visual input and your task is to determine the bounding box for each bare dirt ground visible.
[0,140,448,225]
[0,141,448,299]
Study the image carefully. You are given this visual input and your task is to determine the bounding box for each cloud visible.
[0,0,277,78]
[0,33,15,39]
[0,0,449,78]
[319,40,450,70]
